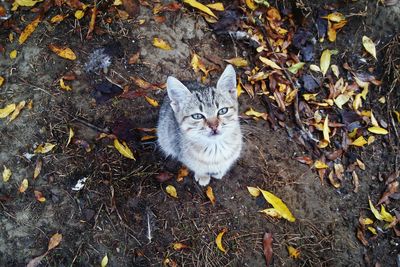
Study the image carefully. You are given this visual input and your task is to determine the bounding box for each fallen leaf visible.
[206,2,224,11]
[114,139,135,160]
[66,127,74,147]
[144,96,159,107]
[334,94,350,109]
[215,228,227,253]
[351,136,367,147]
[259,56,282,70]
[177,166,189,182]
[74,9,85,19]
[356,227,368,246]
[13,0,44,8]
[328,170,341,188]
[393,111,400,123]
[0,104,16,118]
[380,205,395,223]
[303,93,318,101]
[155,172,173,183]
[369,198,383,221]
[49,44,77,60]
[368,126,388,135]
[183,0,217,19]
[309,64,321,72]
[122,0,140,18]
[172,242,189,251]
[19,16,41,44]
[34,143,56,154]
[48,233,62,250]
[331,65,340,77]
[314,160,328,169]
[86,6,97,39]
[3,166,12,182]
[362,36,377,59]
[101,254,108,267]
[60,78,72,91]
[247,186,261,197]
[10,50,17,59]
[19,178,29,193]
[50,14,66,23]
[8,100,26,122]
[367,226,377,235]
[245,0,257,10]
[323,115,330,143]
[367,136,375,145]
[378,181,398,205]
[153,37,172,50]
[205,186,216,205]
[225,57,248,67]
[360,217,374,225]
[33,158,42,179]
[128,52,140,64]
[166,185,178,198]
[370,110,379,126]
[320,49,331,76]
[259,208,282,218]
[0,76,4,87]
[287,245,300,259]
[259,189,296,222]
[294,156,313,165]
[34,190,46,202]
[288,62,305,74]
[322,12,345,22]
[245,107,268,120]
[356,159,366,170]
[263,233,273,267]
[191,53,208,74]
[352,171,359,193]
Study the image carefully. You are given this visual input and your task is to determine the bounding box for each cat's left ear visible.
[216,64,237,98]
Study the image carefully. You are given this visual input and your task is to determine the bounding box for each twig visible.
[61,110,111,134]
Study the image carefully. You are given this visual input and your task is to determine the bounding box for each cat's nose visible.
[207,119,219,132]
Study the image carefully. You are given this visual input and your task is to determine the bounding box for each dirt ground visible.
[1,0,400,266]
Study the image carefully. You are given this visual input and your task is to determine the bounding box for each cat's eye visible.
[191,113,204,120]
[218,107,228,115]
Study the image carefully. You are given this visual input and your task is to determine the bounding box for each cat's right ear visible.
[167,76,191,112]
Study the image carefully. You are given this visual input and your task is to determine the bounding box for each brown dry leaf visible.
[362,36,377,59]
[177,166,189,182]
[356,227,368,246]
[144,96,159,107]
[0,104,16,118]
[352,171,359,193]
[183,0,217,19]
[224,57,248,68]
[215,228,227,253]
[205,186,216,205]
[34,143,56,154]
[86,6,97,39]
[378,181,399,205]
[130,76,153,89]
[2,166,12,182]
[294,156,313,165]
[19,178,29,193]
[33,158,42,179]
[156,172,173,183]
[263,233,273,267]
[19,16,41,44]
[34,190,46,202]
[128,52,140,64]
[122,0,140,17]
[320,49,331,76]
[48,233,62,250]
[259,56,282,70]
[49,44,77,60]
[152,37,172,50]
[287,245,300,259]
[8,100,26,122]
[172,242,189,251]
[114,139,135,160]
[165,185,178,198]
[356,159,366,170]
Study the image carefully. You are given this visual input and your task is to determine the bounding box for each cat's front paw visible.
[195,174,211,186]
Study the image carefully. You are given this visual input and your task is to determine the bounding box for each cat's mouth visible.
[208,130,221,137]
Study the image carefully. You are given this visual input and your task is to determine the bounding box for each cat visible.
[157,65,243,186]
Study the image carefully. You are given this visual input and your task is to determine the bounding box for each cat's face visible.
[167,65,239,142]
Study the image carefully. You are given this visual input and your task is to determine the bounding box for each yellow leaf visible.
[334,94,350,109]
[166,185,178,198]
[0,76,4,87]
[259,56,282,70]
[49,44,77,60]
[331,64,339,77]
[303,93,318,101]
[367,136,375,145]
[288,62,305,74]
[10,50,17,59]
[236,80,243,97]
[0,104,16,118]
[183,0,217,19]
[247,186,260,197]
[322,12,345,22]
[320,49,331,76]
[245,0,257,10]
[75,10,85,20]
[393,111,400,123]
[317,139,329,148]
[113,0,122,5]
[191,53,207,74]
[368,126,388,135]
[144,96,159,107]
[8,100,26,122]
[114,139,135,160]
[177,166,189,182]
[172,242,189,251]
[245,107,267,120]
[19,16,41,44]
[309,64,321,72]
[224,57,248,67]
[367,226,377,235]
[66,127,74,147]
[3,166,12,182]
[34,190,46,202]
[323,115,330,143]
[370,110,379,127]
[215,228,227,253]
[34,143,56,154]
[287,245,300,259]
[152,37,173,50]
[368,198,382,221]
[48,233,62,250]
[59,78,72,91]
[259,189,296,222]
[14,0,43,7]
[206,2,224,11]
[351,136,367,147]
[259,208,282,218]
[314,160,328,169]
[353,94,362,110]
[101,255,108,267]
[33,158,42,179]
[380,205,395,223]
[362,36,377,60]
[19,178,28,193]
[206,186,216,205]
[360,217,374,225]
[50,14,66,23]
[356,159,366,170]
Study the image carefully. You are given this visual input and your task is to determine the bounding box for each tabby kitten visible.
[157,65,242,186]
